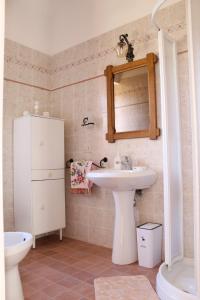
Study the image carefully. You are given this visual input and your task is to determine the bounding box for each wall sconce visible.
[115,33,134,62]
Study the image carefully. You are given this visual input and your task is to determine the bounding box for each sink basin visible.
[87,167,157,265]
[87,167,156,191]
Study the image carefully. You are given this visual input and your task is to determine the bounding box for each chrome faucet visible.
[121,156,132,170]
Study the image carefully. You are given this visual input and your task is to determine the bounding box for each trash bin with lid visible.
[136,222,162,268]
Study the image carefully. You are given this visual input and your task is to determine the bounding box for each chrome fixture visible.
[121,156,132,170]
[66,157,108,169]
[81,117,95,127]
[115,34,134,62]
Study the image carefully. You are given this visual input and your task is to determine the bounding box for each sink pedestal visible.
[86,168,157,265]
[112,190,137,265]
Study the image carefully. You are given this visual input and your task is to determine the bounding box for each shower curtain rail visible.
[151,0,168,30]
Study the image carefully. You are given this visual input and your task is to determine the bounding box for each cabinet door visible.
[32,169,64,181]
[31,117,64,170]
[32,179,66,236]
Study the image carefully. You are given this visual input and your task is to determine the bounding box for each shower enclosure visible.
[152,0,200,299]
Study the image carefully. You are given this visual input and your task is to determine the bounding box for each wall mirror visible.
[104,53,160,142]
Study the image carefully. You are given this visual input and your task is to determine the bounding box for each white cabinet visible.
[31,117,64,170]
[32,180,65,236]
[14,115,66,248]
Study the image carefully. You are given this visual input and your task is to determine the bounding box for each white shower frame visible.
[153,0,200,297]
[158,29,184,267]
[0,0,5,299]
[186,0,200,296]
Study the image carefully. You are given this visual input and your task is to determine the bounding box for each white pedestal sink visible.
[87,167,157,265]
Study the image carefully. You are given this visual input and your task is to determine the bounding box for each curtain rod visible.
[151,0,168,31]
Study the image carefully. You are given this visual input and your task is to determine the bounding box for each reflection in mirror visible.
[114,67,149,132]
[105,53,159,142]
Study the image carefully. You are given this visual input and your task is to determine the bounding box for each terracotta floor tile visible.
[72,281,95,296]
[53,254,80,265]
[86,294,96,300]
[29,265,52,276]
[20,258,35,267]
[59,242,73,248]
[85,263,111,275]
[44,269,66,282]
[59,264,81,275]
[25,291,52,300]
[72,271,94,283]
[21,235,158,298]
[42,282,68,297]
[80,297,96,300]
[70,250,91,259]
[55,290,81,300]
[28,277,52,290]
[20,269,30,280]
[72,281,94,296]
[67,241,88,249]
[23,283,37,298]
[63,256,82,265]
[84,289,96,300]
[95,248,112,259]
[38,249,57,256]
[22,261,45,272]
[26,252,46,261]
[52,252,69,260]
[59,247,81,256]
[37,256,57,266]
[86,274,99,285]
[84,255,107,265]
[98,267,123,277]
[73,259,97,270]
[49,260,69,272]
[82,246,104,256]
[58,275,81,289]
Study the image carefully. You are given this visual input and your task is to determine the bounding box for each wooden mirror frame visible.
[104,53,160,143]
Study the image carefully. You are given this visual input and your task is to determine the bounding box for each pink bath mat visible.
[94,275,159,300]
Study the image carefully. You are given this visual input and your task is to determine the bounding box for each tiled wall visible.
[3,0,194,257]
[3,39,53,230]
[50,1,193,257]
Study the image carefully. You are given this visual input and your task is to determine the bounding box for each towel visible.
[70,160,93,194]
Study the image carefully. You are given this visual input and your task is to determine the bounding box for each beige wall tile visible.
[3,0,193,258]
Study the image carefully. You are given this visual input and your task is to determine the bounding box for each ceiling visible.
[5,0,180,55]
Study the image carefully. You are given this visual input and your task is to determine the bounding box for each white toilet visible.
[4,232,33,300]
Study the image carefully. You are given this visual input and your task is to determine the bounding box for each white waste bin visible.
[137,223,162,268]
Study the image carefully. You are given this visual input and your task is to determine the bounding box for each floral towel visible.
[94,275,159,300]
[70,160,93,194]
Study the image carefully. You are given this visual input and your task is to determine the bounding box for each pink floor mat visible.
[94,275,159,300]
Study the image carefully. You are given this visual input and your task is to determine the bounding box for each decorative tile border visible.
[167,22,186,34]
[51,48,115,75]
[50,21,186,75]
[4,49,187,93]
[4,18,187,92]
[4,21,186,78]
[4,55,51,74]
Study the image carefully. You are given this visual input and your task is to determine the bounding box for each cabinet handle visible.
[40,205,45,210]
[40,141,44,146]
[48,172,52,178]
